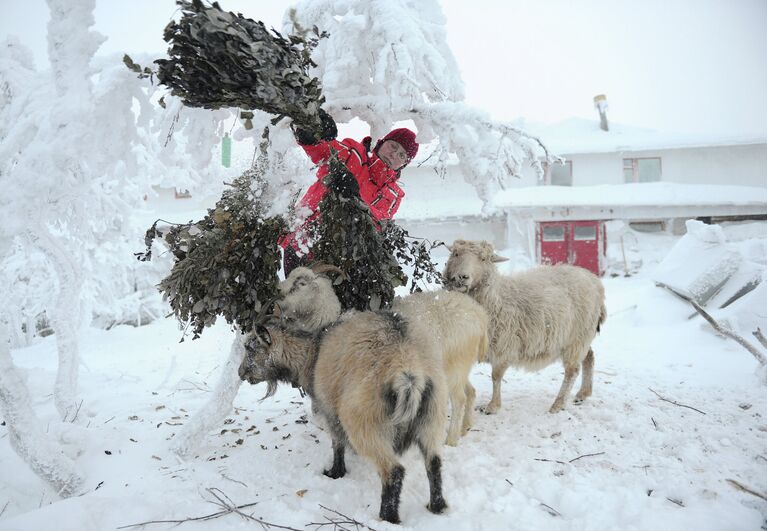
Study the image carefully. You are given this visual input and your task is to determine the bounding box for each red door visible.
[539,222,568,266]
[570,221,601,275]
[538,221,604,275]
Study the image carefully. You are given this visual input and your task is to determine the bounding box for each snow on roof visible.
[492,182,767,210]
[525,117,767,155]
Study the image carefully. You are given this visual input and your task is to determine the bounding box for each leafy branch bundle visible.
[153,0,328,135]
[310,152,442,311]
[137,161,285,340]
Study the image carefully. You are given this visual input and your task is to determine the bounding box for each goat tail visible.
[387,372,429,426]
[597,302,607,333]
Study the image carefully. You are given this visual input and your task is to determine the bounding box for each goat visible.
[443,239,606,414]
[276,266,489,446]
[277,264,342,332]
[238,311,448,524]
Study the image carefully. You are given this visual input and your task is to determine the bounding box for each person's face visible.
[378,140,408,170]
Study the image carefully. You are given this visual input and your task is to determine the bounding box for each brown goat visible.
[238,311,449,524]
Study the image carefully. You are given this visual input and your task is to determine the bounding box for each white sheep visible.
[276,266,489,446]
[391,291,488,445]
[443,239,606,414]
[238,311,449,524]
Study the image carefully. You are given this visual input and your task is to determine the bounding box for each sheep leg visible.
[445,382,466,446]
[550,363,580,413]
[574,348,594,403]
[483,361,510,414]
[419,443,448,514]
[462,382,476,435]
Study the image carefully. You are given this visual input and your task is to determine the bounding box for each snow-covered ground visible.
[2,237,766,531]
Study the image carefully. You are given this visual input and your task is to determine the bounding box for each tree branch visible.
[657,282,767,366]
[649,388,707,415]
[726,479,767,502]
[753,328,767,351]
[117,488,301,530]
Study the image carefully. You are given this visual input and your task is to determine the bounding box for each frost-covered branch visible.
[0,322,83,497]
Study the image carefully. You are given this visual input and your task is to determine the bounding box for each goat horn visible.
[491,254,509,263]
[311,263,344,276]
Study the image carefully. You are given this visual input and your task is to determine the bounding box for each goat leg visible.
[379,465,405,524]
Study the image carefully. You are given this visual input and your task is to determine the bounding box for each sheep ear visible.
[256,325,272,346]
[491,254,509,263]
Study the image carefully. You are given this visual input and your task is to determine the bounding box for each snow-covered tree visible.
[286,0,553,206]
[0,0,234,492]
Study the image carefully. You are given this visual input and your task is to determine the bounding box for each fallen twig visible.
[0,500,9,518]
[70,400,84,423]
[756,455,767,464]
[307,504,378,531]
[754,328,767,351]
[569,452,605,463]
[220,473,247,488]
[649,387,706,415]
[727,479,767,502]
[539,502,561,517]
[505,479,561,518]
[657,282,767,366]
[534,458,568,465]
[666,497,685,507]
[117,487,300,530]
[651,417,658,429]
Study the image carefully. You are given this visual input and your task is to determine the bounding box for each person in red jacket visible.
[280,110,419,276]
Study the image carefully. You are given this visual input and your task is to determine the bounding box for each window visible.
[573,225,597,240]
[545,160,573,186]
[542,226,566,241]
[623,157,661,183]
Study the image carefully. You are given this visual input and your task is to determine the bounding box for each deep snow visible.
[1,243,766,531]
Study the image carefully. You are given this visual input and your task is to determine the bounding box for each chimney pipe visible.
[594,94,609,131]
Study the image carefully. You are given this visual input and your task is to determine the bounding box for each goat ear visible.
[491,254,509,263]
[256,325,272,346]
[273,303,283,318]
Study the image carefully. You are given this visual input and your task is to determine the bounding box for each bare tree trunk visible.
[171,333,247,458]
[0,322,83,497]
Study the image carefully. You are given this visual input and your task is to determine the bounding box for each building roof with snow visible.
[524,118,767,155]
[493,182,767,222]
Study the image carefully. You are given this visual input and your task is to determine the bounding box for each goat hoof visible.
[427,498,448,514]
[445,437,458,447]
[323,467,346,479]
[379,510,400,524]
[548,404,564,414]
[478,404,498,415]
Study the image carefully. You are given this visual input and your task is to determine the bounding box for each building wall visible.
[562,143,767,187]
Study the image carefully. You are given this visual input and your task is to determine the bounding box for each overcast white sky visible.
[2,0,766,135]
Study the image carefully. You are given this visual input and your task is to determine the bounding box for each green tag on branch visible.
[222,134,232,168]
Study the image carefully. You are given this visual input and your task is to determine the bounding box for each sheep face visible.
[444,240,506,292]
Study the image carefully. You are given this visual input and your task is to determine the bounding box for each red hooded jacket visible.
[280,137,405,251]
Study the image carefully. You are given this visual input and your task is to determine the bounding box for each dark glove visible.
[294,108,337,145]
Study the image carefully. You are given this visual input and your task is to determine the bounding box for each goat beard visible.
[260,380,279,401]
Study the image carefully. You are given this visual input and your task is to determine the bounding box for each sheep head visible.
[444,239,508,293]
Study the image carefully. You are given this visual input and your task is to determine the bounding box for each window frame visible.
[623,157,662,183]
[542,160,573,186]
